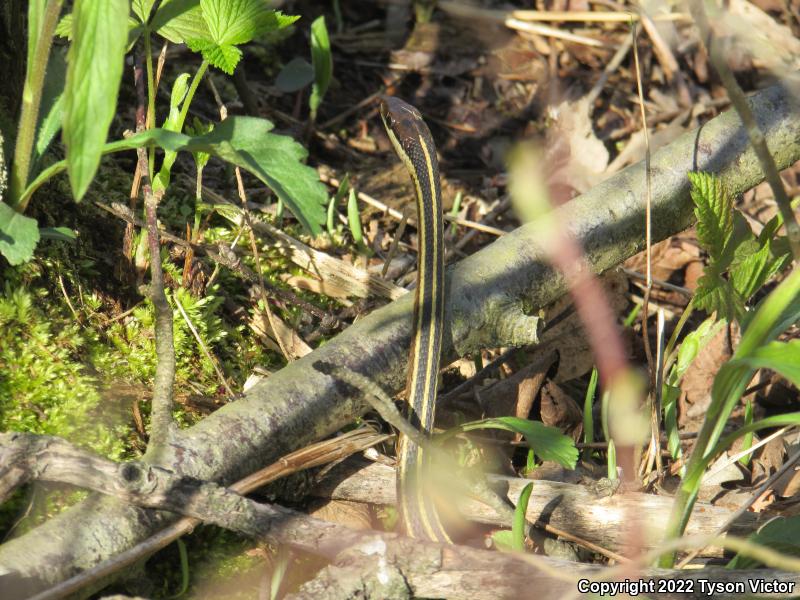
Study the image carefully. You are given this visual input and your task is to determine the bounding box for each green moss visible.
[0,283,129,459]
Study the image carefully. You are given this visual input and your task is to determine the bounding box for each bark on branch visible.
[2,83,800,595]
[3,433,798,600]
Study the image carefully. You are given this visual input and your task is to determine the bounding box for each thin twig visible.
[631,20,656,388]
[505,18,607,48]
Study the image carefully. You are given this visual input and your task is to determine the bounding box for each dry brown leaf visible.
[250,309,312,360]
[750,488,776,513]
[540,382,583,441]
[281,273,354,305]
[625,237,701,284]
[546,96,610,195]
[751,435,787,486]
[682,326,732,424]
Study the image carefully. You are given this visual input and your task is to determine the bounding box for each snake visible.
[379,96,451,543]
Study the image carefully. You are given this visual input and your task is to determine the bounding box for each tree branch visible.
[3,433,798,600]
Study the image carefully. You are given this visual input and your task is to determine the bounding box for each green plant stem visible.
[582,367,598,461]
[176,60,209,135]
[663,298,695,374]
[607,438,617,480]
[10,0,64,210]
[689,0,800,261]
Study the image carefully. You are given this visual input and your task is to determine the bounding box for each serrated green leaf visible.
[55,13,73,39]
[276,57,314,93]
[132,0,156,23]
[35,94,63,159]
[0,203,40,265]
[455,417,578,469]
[62,0,128,201]
[689,171,733,261]
[727,517,800,570]
[34,47,68,163]
[153,0,209,44]
[309,16,332,119]
[729,340,800,387]
[694,273,745,322]
[730,236,778,301]
[201,0,297,46]
[22,118,328,235]
[187,38,241,74]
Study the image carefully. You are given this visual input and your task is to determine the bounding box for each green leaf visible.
[673,317,723,381]
[491,530,515,552]
[455,417,578,469]
[0,203,40,265]
[62,0,128,201]
[689,171,733,261]
[347,188,364,246]
[729,340,800,387]
[132,0,156,23]
[727,517,800,570]
[56,13,141,47]
[193,118,327,233]
[181,1,299,73]
[152,0,210,44]
[34,47,68,163]
[55,13,73,38]
[512,482,533,552]
[186,38,241,74]
[39,226,77,241]
[699,268,800,476]
[309,16,332,120]
[694,276,745,322]
[22,118,328,235]
[201,0,297,46]
[184,117,213,169]
[164,73,191,131]
[276,57,314,93]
